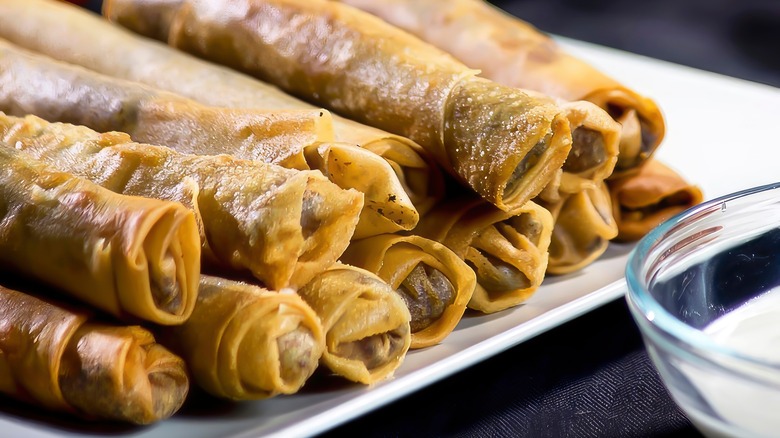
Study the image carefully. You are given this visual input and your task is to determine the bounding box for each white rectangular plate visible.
[2,37,779,438]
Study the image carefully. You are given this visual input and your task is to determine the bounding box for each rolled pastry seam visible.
[335,0,665,175]
[0,113,363,290]
[415,196,553,313]
[304,142,419,238]
[542,181,619,275]
[340,234,476,349]
[608,159,704,242]
[0,282,189,424]
[158,275,325,400]
[0,37,332,171]
[0,146,199,325]
[0,0,441,221]
[297,263,411,384]
[103,0,572,211]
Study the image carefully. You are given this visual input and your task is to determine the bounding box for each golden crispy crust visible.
[0,113,362,290]
[0,283,188,424]
[0,145,199,324]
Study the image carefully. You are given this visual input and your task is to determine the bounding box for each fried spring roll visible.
[0,40,416,237]
[340,234,476,349]
[531,97,620,206]
[0,282,189,424]
[102,0,572,211]
[0,39,331,171]
[608,159,704,242]
[0,113,362,290]
[297,263,411,384]
[0,0,441,226]
[415,197,553,313]
[158,275,324,400]
[0,147,199,325]
[304,142,418,238]
[541,181,619,275]
[336,0,666,176]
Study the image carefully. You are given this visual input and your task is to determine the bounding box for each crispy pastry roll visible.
[0,38,332,171]
[532,96,620,205]
[297,263,411,384]
[340,234,476,349]
[158,275,324,400]
[541,181,619,275]
[335,0,666,176]
[0,40,414,237]
[608,159,704,242]
[0,113,362,290]
[102,0,572,211]
[415,196,553,313]
[0,281,189,424]
[304,142,418,238]
[0,0,440,226]
[0,147,199,325]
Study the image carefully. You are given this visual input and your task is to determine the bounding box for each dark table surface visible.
[51,1,780,437]
[320,1,780,437]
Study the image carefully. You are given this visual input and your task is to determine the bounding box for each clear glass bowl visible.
[626,182,780,438]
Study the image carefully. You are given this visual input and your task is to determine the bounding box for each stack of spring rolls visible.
[0,0,703,427]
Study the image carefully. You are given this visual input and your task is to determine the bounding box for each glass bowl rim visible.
[625,181,780,370]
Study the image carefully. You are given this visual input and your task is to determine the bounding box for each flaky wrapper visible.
[541,181,619,275]
[608,159,704,242]
[0,0,433,233]
[0,146,199,325]
[0,113,362,290]
[103,0,572,211]
[415,196,553,313]
[0,38,424,238]
[338,0,665,176]
[297,263,411,384]
[0,282,188,424]
[0,37,334,170]
[340,234,476,349]
[159,275,325,400]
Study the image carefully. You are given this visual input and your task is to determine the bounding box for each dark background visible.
[74,0,779,436]
[493,0,780,88]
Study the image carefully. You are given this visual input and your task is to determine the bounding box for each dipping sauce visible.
[680,289,780,438]
[705,289,780,362]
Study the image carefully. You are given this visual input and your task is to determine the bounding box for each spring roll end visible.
[59,324,188,424]
[116,201,200,325]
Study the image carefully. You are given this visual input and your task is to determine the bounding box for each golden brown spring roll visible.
[0,113,363,290]
[0,39,416,238]
[532,97,620,206]
[0,0,442,225]
[608,159,704,242]
[158,275,324,400]
[0,39,331,171]
[340,234,476,349]
[0,281,189,424]
[336,0,666,176]
[0,146,199,325]
[305,142,419,238]
[414,196,553,313]
[102,0,572,211]
[541,181,619,275]
[0,35,330,170]
[297,263,411,384]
